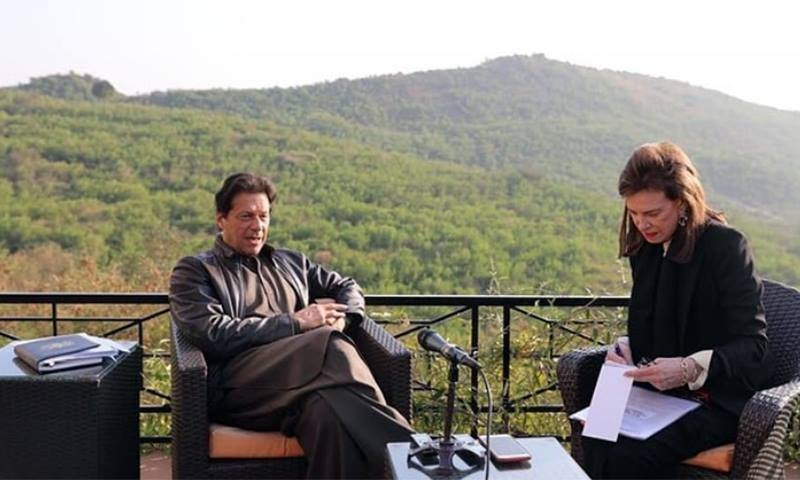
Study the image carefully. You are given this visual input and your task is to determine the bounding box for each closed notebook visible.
[13,334,102,373]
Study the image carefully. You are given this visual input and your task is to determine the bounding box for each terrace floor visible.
[141,451,171,480]
[140,451,800,479]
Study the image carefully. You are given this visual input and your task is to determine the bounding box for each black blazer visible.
[627,221,769,415]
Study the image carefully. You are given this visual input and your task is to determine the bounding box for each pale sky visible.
[2,0,799,111]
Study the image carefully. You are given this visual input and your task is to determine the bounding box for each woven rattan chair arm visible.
[170,318,211,478]
[732,379,800,479]
[349,316,412,420]
[557,346,608,414]
[556,345,607,469]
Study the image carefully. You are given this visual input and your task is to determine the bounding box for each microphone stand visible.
[407,360,484,477]
[436,360,459,474]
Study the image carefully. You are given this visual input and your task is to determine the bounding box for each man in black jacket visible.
[169,172,413,479]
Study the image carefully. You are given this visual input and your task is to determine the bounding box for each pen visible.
[614,343,623,357]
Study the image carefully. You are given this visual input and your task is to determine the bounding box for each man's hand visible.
[315,298,347,331]
[606,336,633,365]
[625,357,685,391]
[328,316,346,332]
[293,301,347,332]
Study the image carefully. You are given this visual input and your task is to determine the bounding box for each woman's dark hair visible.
[214,172,277,215]
[618,142,725,262]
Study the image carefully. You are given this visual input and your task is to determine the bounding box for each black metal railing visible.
[367,294,628,437]
[0,292,629,443]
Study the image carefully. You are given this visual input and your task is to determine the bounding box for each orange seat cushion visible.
[209,423,305,459]
[681,443,734,473]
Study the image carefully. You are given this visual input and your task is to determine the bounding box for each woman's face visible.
[625,189,682,244]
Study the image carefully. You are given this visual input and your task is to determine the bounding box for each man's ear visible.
[215,212,226,232]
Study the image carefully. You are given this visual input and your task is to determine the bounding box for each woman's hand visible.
[625,357,685,390]
[606,336,633,365]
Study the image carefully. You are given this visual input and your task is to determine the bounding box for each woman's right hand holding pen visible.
[606,336,633,365]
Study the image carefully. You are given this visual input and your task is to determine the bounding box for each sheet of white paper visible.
[570,386,701,440]
[617,387,700,439]
[581,361,636,442]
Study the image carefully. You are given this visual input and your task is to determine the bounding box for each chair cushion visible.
[209,423,305,459]
[681,443,734,473]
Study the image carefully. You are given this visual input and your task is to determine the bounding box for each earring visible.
[678,209,688,227]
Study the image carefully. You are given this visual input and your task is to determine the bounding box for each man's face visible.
[216,192,271,256]
[625,189,682,245]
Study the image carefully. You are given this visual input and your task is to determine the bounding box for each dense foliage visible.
[1,86,799,295]
[0,90,621,294]
[139,55,800,227]
[10,72,119,102]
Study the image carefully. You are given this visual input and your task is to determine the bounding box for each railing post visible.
[138,319,144,347]
[502,304,511,432]
[470,305,479,437]
[51,303,58,336]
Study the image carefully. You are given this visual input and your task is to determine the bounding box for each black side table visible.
[0,342,142,479]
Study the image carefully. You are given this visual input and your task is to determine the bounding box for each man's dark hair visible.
[215,172,277,215]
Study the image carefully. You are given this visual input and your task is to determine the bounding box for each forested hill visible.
[137,54,800,225]
[2,64,799,294]
[0,90,636,294]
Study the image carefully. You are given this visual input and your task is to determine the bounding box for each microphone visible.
[417,329,481,370]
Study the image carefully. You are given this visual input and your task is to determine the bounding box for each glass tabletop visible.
[0,341,132,379]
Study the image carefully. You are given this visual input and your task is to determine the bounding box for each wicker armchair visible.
[557,279,800,479]
[170,316,412,479]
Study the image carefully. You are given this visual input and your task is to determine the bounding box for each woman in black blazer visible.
[583,142,770,478]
